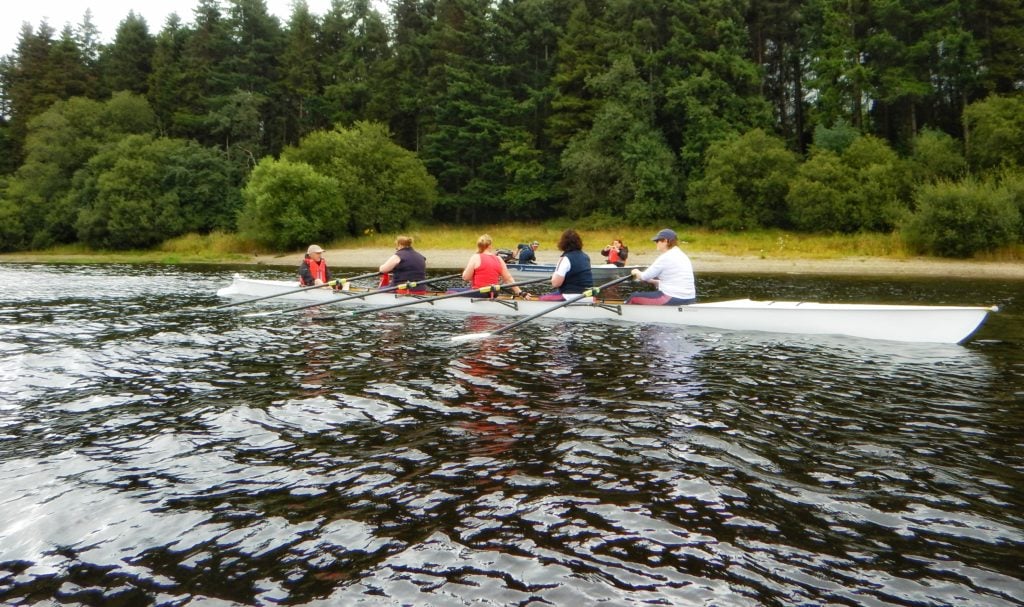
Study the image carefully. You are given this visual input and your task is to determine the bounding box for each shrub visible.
[909,129,967,183]
[786,150,860,232]
[963,95,1024,172]
[787,136,911,233]
[237,158,347,250]
[902,178,1020,257]
[687,129,798,230]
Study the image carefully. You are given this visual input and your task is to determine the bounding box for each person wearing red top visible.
[461,234,529,298]
[600,239,629,267]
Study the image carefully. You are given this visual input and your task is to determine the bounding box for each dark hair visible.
[557,229,583,252]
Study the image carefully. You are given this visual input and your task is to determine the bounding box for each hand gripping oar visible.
[213,271,381,310]
[339,276,552,318]
[451,274,633,343]
[243,273,463,317]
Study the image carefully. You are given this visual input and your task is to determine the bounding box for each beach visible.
[257,247,1024,279]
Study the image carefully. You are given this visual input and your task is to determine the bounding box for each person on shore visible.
[627,229,696,305]
[539,229,593,301]
[461,234,530,298]
[298,244,331,286]
[378,235,428,294]
[517,241,540,265]
[600,239,629,267]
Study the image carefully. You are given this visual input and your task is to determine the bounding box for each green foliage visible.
[237,158,346,249]
[561,58,680,225]
[902,178,1020,257]
[71,134,240,249]
[994,169,1024,242]
[3,93,157,248]
[787,150,859,232]
[0,196,26,251]
[812,121,860,154]
[277,121,437,236]
[787,136,911,233]
[963,95,1024,171]
[909,129,967,183]
[687,129,798,230]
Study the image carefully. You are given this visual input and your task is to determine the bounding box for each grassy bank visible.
[1,225,1021,264]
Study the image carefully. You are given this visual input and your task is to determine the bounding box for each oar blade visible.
[450,332,493,343]
[241,309,282,318]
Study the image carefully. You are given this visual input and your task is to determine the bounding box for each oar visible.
[212,271,381,310]
[340,276,552,318]
[451,274,633,343]
[243,273,463,318]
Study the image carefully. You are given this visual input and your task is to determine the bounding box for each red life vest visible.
[301,257,328,285]
[607,248,621,264]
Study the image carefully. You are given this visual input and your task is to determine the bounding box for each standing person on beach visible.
[298,244,331,286]
[379,235,428,294]
[600,239,629,267]
[627,229,696,305]
[539,229,593,301]
[462,234,529,298]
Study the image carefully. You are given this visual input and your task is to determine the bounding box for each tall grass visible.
[2,225,1019,264]
[333,224,915,260]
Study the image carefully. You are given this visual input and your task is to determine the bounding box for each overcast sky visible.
[3,0,335,59]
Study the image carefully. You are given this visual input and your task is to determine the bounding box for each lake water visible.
[1,263,1022,606]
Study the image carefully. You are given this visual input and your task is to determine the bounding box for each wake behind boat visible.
[216,275,996,344]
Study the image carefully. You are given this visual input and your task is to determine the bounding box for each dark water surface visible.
[1,263,1021,607]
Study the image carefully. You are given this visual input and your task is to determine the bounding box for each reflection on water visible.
[1,263,1022,606]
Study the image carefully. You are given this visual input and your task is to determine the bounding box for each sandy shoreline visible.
[253,247,1024,280]
[1,248,1020,279]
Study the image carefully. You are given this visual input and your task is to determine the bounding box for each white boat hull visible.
[216,276,995,344]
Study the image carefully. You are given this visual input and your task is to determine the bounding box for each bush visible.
[283,121,437,236]
[687,129,798,230]
[994,170,1024,242]
[902,178,1020,257]
[909,129,967,183]
[963,95,1024,172]
[786,150,859,232]
[237,158,347,250]
[787,136,911,233]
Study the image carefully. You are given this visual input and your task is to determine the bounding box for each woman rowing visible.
[378,235,428,294]
[627,228,697,305]
[538,229,593,301]
[461,234,529,298]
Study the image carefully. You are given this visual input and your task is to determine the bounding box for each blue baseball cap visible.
[652,228,677,241]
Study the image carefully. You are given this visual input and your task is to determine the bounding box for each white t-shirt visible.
[553,256,571,277]
[638,246,695,299]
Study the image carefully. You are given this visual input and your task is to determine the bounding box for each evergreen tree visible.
[384,0,436,152]
[419,0,520,221]
[101,12,156,95]
[174,0,235,144]
[147,14,188,136]
[280,0,324,143]
[320,0,392,127]
[969,0,1024,94]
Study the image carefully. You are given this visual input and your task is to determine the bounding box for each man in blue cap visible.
[626,228,697,305]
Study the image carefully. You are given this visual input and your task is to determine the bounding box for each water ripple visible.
[0,264,1021,606]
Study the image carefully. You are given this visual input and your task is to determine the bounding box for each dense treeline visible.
[0,0,1022,256]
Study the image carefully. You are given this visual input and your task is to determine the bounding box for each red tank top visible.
[472,253,503,288]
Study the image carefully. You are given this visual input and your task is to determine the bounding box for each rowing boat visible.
[506,263,640,283]
[216,275,995,344]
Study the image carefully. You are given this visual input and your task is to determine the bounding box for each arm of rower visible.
[462,254,479,282]
[379,254,400,274]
